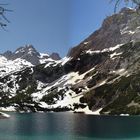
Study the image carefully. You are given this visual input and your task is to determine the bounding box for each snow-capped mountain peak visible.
[14,45,39,56]
[2,44,61,65]
[0,45,61,77]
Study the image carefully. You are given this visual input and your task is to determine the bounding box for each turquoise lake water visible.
[0,112,140,140]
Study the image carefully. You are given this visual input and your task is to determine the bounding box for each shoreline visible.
[0,110,132,117]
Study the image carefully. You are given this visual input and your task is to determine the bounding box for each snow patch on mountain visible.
[0,55,33,77]
[86,44,123,55]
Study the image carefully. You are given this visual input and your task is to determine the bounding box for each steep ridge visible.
[68,8,140,58]
[1,8,140,115]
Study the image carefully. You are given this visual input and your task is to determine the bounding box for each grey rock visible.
[50,53,61,60]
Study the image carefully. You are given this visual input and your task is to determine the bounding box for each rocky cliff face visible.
[1,7,140,115]
[68,8,140,58]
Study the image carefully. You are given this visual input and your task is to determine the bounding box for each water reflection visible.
[0,113,140,139]
[71,115,140,138]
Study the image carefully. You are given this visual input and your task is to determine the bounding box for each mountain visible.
[1,7,140,115]
[2,45,61,65]
[68,8,139,58]
[0,45,61,77]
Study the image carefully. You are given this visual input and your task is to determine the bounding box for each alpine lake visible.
[0,112,140,140]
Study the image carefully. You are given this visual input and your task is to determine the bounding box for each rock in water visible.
[0,112,10,119]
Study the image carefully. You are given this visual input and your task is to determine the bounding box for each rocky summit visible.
[1,7,140,115]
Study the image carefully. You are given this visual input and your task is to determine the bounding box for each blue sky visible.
[0,0,134,57]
